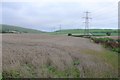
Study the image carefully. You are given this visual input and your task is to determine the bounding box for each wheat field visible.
[2,34,118,78]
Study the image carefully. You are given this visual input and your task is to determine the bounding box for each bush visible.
[68,33,72,36]
[92,37,120,53]
[106,32,111,36]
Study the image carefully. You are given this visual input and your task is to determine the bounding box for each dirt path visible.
[2,34,118,78]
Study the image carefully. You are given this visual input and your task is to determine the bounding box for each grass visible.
[100,50,118,69]
[82,49,118,70]
[81,49,118,77]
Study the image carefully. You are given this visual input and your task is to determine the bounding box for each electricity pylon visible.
[83,11,92,35]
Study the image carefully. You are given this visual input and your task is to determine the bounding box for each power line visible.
[83,11,92,35]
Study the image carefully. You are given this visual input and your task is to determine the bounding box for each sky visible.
[0,0,119,32]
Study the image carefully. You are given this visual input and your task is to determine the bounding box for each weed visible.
[22,63,37,77]
[73,60,80,66]
[46,65,80,78]
[2,70,20,78]
[46,65,61,77]
[47,65,56,73]
[65,67,80,78]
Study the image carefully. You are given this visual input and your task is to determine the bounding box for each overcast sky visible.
[0,0,119,32]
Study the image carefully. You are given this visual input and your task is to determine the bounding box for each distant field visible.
[0,24,119,36]
[2,34,118,78]
[49,29,119,36]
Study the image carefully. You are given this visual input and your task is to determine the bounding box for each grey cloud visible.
[1,1,118,31]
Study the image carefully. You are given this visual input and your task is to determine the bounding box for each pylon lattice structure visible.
[83,11,92,35]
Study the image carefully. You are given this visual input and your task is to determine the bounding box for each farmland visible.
[0,24,119,36]
[2,34,118,78]
[50,29,119,36]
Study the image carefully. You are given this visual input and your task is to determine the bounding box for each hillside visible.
[0,24,44,33]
